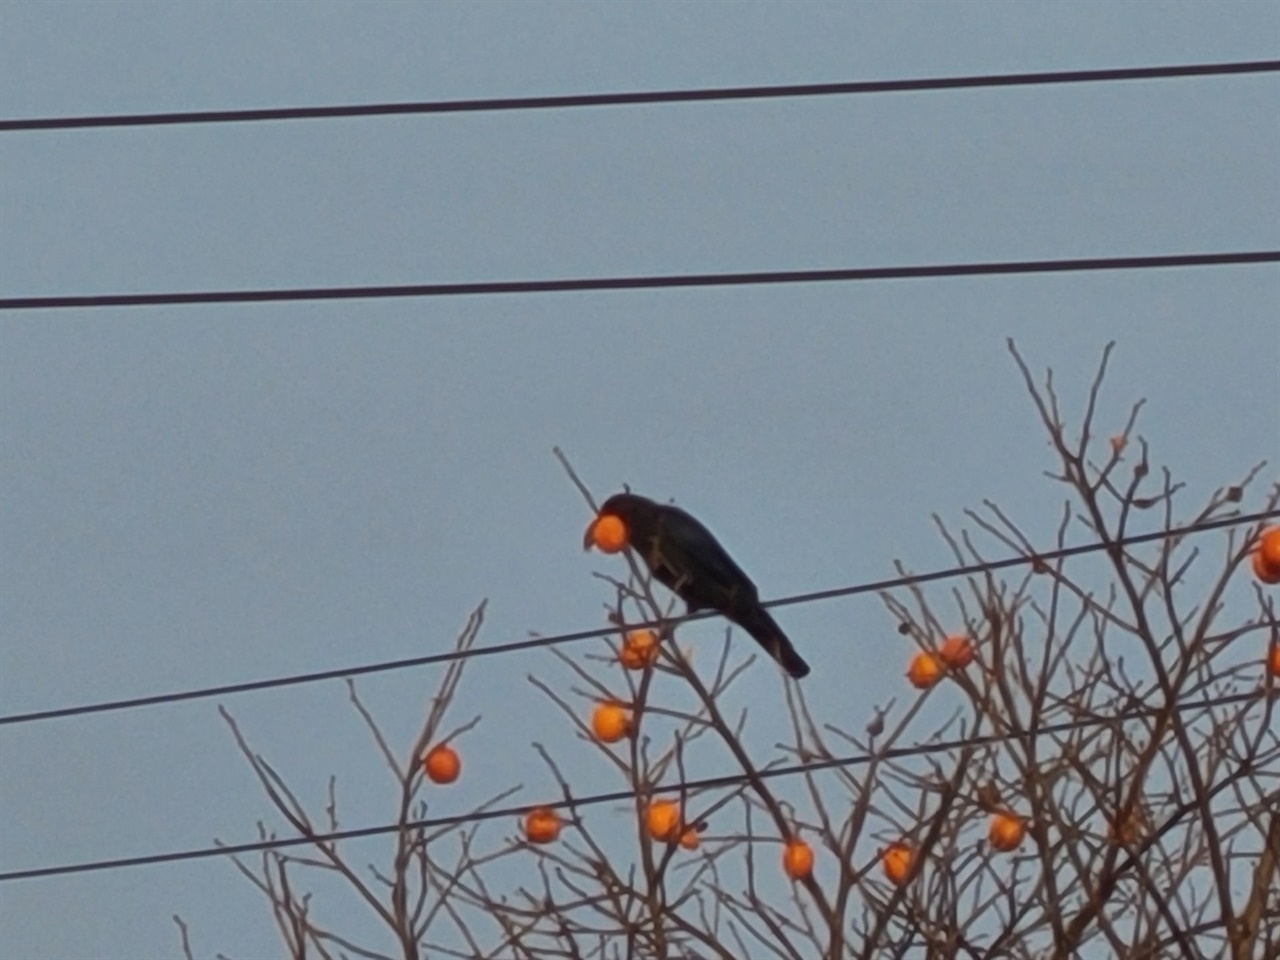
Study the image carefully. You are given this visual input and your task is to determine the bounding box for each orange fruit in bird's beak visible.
[584,513,628,553]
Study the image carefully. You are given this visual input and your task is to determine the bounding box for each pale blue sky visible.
[1,2,1277,957]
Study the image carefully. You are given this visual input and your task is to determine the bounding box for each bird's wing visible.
[651,507,759,612]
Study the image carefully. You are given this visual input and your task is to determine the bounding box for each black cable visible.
[2,251,1276,312]
[0,510,1270,728]
[2,59,1275,132]
[0,688,1264,883]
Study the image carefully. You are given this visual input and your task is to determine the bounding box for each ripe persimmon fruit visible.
[1250,549,1280,585]
[679,827,700,850]
[988,812,1025,852]
[782,839,814,880]
[619,629,660,670]
[422,744,460,784]
[938,634,975,669]
[1259,526,1280,567]
[906,652,943,690]
[882,843,913,884]
[585,514,628,553]
[646,800,680,841]
[591,701,630,743]
[1251,526,1280,584]
[524,806,561,844]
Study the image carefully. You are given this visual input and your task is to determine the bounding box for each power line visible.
[2,251,1276,312]
[0,687,1265,883]
[2,59,1275,133]
[0,510,1271,729]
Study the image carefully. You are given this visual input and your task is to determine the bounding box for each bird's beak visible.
[583,517,598,551]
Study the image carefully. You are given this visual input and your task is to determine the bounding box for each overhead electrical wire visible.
[0,687,1266,883]
[0,510,1272,729]
[1,59,1275,132]
[1,251,1276,312]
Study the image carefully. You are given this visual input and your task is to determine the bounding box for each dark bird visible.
[584,492,810,679]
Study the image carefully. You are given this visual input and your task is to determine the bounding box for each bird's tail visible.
[733,603,811,679]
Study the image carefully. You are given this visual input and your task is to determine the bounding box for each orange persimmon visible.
[1259,526,1280,568]
[782,839,814,880]
[882,842,913,884]
[524,806,561,844]
[679,826,701,850]
[1250,549,1280,585]
[619,629,660,670]
[584,513,628,553]
[1251,526,1280,584]
[938,634,975,669]
[591,701,630,743]
[988,812,1026,852]
[906,652,944,689]
[422,744,460,784]
[1269,641,1280,679]
[646,800,680,841]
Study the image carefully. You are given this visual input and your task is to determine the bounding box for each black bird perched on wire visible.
[584,492,810,679]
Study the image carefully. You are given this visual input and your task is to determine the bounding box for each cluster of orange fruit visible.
[642,798,815,877]
[417,525,1280,883]
[422,742,566,843]
[902,524,1280,690]
[644,800,701,851]
[875,810,1028,887]
[906,634,975,689]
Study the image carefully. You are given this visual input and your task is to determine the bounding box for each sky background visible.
[1,2,1278,957]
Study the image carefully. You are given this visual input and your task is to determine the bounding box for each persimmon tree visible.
[179,343,1279,960]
